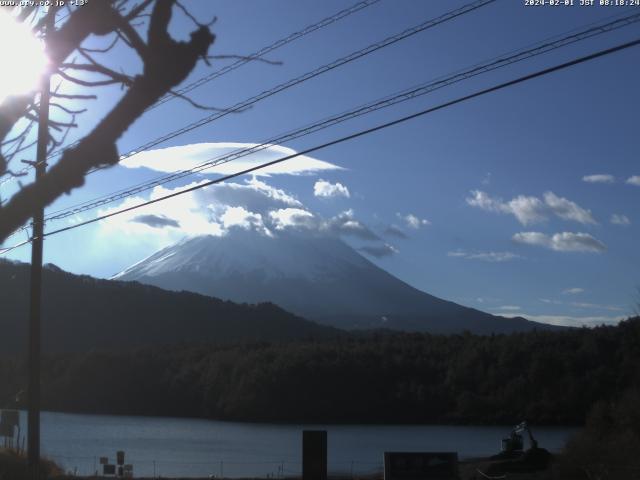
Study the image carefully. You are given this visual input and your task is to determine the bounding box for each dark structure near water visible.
[303,430,327,480]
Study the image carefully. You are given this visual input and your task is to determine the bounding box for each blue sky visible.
[1,0,639,326]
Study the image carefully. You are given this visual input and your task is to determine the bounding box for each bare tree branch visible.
[6,138,38,162]
[125,0,155,21]
[3,169,30,179]
[49,115,77,153]
[59,61,133,86]
[0,0,215,242]
[55,69,124,88]
[1,120,37,148]
[114,13,148,58]
[165,89,229,112]
[79,35,120,54]
[49,103,88,116]
[175,1,217,28]
[0,0,122,176]
[50,92,98,100]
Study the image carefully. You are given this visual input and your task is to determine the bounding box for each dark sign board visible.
[384,452,458,480]
[117,450,125,465]
[303,430,327,480]
[99,457,109,465]
[103,464,116,475]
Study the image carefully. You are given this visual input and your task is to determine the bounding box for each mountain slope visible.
[114,231,555,334]
[0,259,340,355]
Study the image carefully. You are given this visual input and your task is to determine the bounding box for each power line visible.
[103,0,495,171]
[7,36,632,248]
[2,0,495,192]
[41,0,508,220]
[151,0,383,110]
[41,10,640,224]
[0,237,31,255]
[1,0,383,182]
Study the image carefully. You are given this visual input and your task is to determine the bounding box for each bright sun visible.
[0,10,47,105]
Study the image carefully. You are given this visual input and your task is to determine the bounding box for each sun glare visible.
[0,10,47,105]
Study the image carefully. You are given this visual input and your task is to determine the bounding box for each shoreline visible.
[10,408,584,429]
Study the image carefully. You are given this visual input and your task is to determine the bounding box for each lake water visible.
[15,411,576,478]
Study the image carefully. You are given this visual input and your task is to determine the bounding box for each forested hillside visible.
[2,318,638,425]
[0,259,340,354]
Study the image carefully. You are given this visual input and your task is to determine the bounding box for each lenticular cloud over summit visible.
[120,142,343,176]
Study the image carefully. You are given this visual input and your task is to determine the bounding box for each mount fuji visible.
[114,230,553,334]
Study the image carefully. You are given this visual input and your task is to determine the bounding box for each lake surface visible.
[17,411,576,478]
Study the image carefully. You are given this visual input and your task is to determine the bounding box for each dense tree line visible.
[554,389,640,479]
[1,318,639,425]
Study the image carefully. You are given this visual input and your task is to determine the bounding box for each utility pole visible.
[27,6,56,479]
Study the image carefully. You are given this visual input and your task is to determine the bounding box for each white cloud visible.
[626,176,640,186]
[513,231,606,253]
[95,179,292,244]
[313,179,350,198]
[501,313,624,327]
[94,176,397,260]
[611,214,630,226]
[120,142,343,176]
[96,182,225,252]
[397,213,430,229]
[220,206,271,236]
[466,190,596,225]
[359,243,398,258]
[539,297,622,312]
[542,192,596,225]
[447,250,521,262]
[131,214,180,229]
[540,298,562,305]
[269,208,380,241]
[497,305,521,311]
[569,302,624,312]
[269,208,316,230]
[466,191,544,225]
[466,190,508,213]
[582,174,615,184]
[194,177,302,214]
[325,209,380,240]
[383,225,408,239]
[507,195,548,225]
[562,287,584,295]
